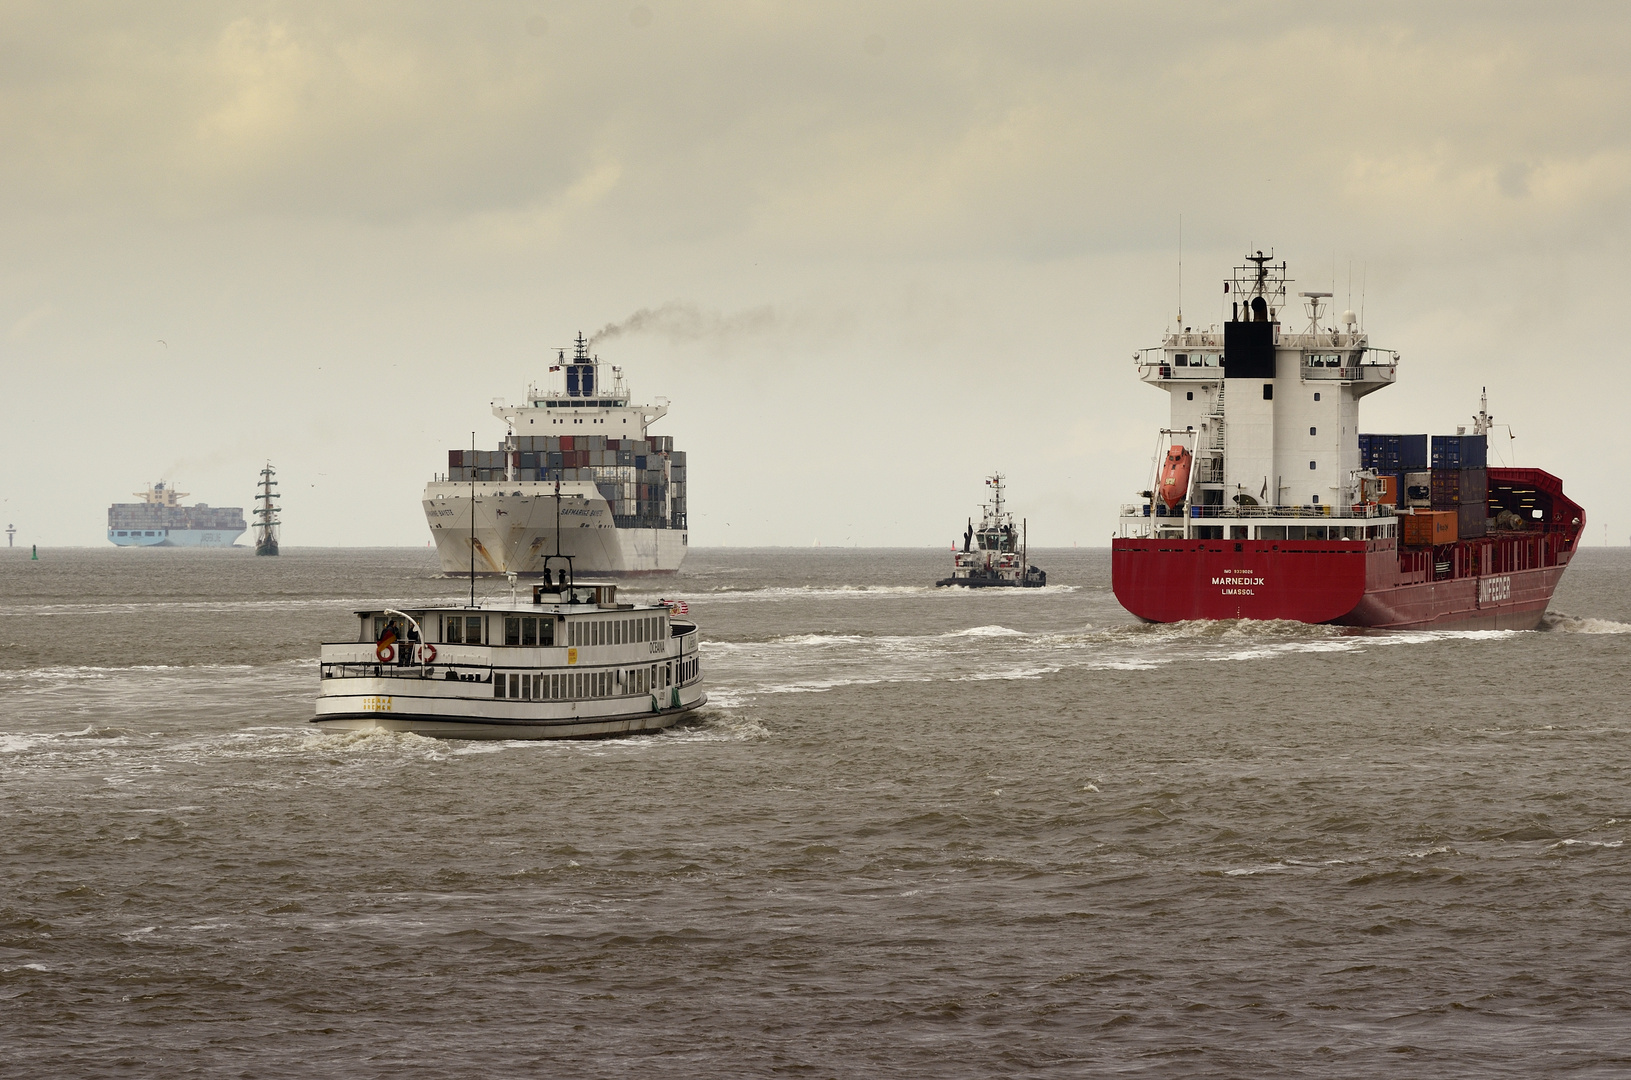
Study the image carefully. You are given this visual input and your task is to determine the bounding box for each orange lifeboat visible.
[1158,445,1192,509]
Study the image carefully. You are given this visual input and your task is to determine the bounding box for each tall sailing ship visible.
[423,335,688,577]
[1111,250,1582,629]
[107,482,247,547]
[255,464,280,556]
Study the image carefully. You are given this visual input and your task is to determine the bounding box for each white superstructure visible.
[424,335,689,576]
[1119,252,1402,542]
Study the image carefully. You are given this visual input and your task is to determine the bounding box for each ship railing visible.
[320,661,492,681]
[1301,362,1396,382]
[1121,502,1394,520]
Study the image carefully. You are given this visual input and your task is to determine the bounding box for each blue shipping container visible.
[1431,434,1487,468]
[1359,434,1428,471]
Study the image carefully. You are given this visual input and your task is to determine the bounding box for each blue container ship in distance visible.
[107,482,248,547]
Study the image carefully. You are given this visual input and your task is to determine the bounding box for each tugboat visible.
[254,463,280,557]
[937,474,1046,588]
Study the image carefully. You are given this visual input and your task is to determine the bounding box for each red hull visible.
[1112,468,1582,630]
[1112,537,1571,630]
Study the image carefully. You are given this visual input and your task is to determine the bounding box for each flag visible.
[377,624,398,647]
[661,599,689,615]
[549,365,561,372]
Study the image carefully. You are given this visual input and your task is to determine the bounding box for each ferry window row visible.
[504,616,555,646]
[495,663,675,700]
[365,612,669,647]
[444,616,484,644]
[566,616,665,647]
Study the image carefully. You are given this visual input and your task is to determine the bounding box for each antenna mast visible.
[469,431,476,608]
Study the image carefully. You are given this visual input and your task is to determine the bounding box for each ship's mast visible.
[254,463,281,553]
[1472,387,1493,436]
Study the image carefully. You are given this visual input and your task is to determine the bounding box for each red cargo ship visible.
[1111,252,1582,630]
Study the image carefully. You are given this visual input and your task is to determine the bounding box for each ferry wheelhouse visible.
[1111,251,1582,629]
[312,572,705,739]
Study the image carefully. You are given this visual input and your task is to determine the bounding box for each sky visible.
[3,2,1629,547]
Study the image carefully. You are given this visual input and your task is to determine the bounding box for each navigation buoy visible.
[31,544,38,560]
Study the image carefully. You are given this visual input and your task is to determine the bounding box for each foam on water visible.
[1542,611,1631,634]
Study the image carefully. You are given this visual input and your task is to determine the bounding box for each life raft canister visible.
[1158,445,1193,509]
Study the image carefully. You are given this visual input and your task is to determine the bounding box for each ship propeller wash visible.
[937,474,1046,588]
[424,334,687,577]
[1111,250,1582,629]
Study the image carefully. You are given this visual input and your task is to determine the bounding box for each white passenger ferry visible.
[312,565,705,739]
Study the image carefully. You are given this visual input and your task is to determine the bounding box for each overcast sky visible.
[3,2,1628,547]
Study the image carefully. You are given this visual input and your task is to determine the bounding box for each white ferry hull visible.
[423,481,686,576]
[311,685,707,740]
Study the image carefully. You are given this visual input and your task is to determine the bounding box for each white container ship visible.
[423,335,688,577]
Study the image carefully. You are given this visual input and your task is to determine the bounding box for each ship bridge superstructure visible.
[493,333,669,442]
[1120,251,1401,542]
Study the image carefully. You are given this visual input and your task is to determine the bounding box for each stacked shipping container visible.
[444,434,686,529]
[1361,432,1489,544]
[1431,434,1487,540]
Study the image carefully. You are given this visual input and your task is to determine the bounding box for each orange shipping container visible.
[1362,474,1398,506]
[1402,509,1457,546]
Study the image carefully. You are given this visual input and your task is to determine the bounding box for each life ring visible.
[419,644,437,663]
[376,642,396,663]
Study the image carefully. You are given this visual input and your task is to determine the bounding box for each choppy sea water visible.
[2,545,1629,1077]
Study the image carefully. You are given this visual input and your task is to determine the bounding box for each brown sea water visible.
[2,545,1629,1077]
